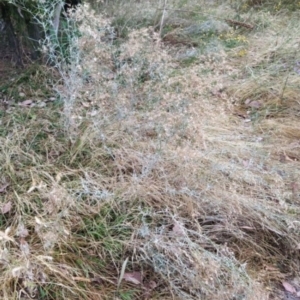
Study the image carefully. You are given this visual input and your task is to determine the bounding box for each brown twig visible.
[225,19,255,30]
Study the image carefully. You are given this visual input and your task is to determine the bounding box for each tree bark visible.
[0,2,24,67]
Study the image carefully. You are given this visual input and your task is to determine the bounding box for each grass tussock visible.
[0,1,300,299]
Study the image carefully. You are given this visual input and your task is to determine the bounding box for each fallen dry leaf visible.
[146,280,157,290]
[19,99,33,107]
[142,280,158,300]
[1,201,12,214]
[172,222,185,236]
[150,281,157,289]
[247,101,261,108]
[0,183,9,193]
[81,101,91,108]
[282,281,296,294]
[123,271,143,285]
[242,160,249,167]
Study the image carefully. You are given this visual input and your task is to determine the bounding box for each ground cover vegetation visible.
[0,0,300,299]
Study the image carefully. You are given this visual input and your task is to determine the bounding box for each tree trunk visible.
[25,16,44,60]
[0,2,24,67]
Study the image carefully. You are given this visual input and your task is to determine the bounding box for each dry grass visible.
[0,1,300,299]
